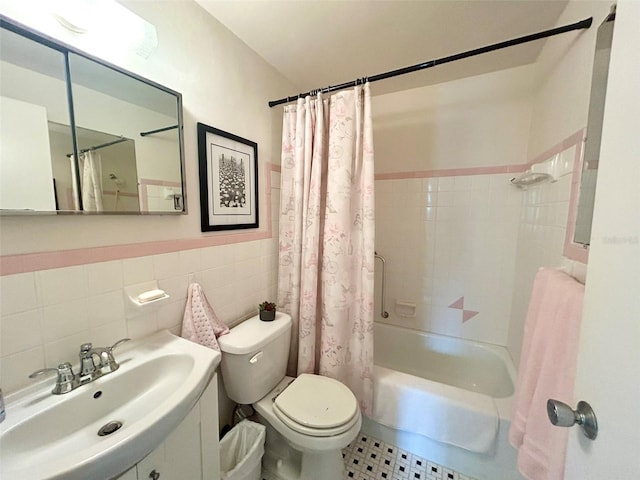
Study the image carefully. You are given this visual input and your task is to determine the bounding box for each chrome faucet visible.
[78,343,99,382]
[29,338,130,394]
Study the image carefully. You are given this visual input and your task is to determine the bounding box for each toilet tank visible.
[218,312,291,404]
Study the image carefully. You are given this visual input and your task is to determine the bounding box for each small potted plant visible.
[259,300,277,321]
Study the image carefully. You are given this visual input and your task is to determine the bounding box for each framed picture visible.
[197,123,259,232]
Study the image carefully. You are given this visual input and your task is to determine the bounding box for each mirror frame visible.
[0,15,186,215]
[573,8,615,244]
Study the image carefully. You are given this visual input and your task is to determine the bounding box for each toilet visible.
[218,312,361,480]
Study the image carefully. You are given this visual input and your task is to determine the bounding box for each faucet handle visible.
[29,363,76,394]
[98,338,131,374]
[109,338,131,352]
[29,366,60,379]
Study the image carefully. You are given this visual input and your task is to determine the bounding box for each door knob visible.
[547,399,598,440]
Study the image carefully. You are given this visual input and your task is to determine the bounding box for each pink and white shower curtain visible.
[277,84,375,414]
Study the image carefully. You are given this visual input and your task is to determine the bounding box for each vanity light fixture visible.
[50,0,158,58]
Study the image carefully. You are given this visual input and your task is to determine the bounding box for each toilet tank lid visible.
[218,312,291,354]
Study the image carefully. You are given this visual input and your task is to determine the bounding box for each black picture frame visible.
[197,123,259,232]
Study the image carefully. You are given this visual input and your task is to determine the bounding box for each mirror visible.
[574,8,615,244]
[0,17,185,214]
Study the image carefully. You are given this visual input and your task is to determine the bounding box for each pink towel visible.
[509,268,584,480]
[181,283,229,351]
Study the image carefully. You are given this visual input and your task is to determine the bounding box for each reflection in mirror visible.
[49,124,140,212]
[574,8,615,245]
[0,17,185,214]
[68,53,183,213]
[0,25,73,211]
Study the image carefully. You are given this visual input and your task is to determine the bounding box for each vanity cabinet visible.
[116,373,220,480]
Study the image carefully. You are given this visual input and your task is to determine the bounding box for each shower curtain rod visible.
[268,17,592,108]
[140,125,179,137]
[66,137,127,158]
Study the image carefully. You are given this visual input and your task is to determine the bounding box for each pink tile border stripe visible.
[375,163,529,180]
[375,129,589,264]
[0,162,280,276]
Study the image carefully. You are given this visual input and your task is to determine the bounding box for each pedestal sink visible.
[0,330,221,480]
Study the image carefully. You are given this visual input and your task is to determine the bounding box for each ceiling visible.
[197,0,570,97]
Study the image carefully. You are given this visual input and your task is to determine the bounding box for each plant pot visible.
[259,309,276,321]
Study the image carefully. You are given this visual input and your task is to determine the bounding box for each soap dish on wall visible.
[395,300,416,318]
[124,281,170,314]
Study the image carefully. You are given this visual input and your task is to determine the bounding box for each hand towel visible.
[181,283,229,351]
[373,365,499,454]
[509,268,584,480]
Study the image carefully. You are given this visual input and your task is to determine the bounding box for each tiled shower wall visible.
[0,171,281,395]
[374,172,521,346]
[375,158,577,351]
[507,146,579,365]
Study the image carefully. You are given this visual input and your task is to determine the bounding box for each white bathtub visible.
[361,322,524,480]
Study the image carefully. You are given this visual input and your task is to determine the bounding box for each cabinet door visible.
[114,466,138,480]
[136,444,165,480]
[136,406,202,479]
[163,405,203,479]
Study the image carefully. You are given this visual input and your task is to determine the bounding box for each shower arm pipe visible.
[268,17,592,107]
[374,252,390,319]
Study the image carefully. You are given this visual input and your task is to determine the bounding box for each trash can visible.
[220,419,266,480]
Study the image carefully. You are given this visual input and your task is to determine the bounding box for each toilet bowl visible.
[218,313,361,480]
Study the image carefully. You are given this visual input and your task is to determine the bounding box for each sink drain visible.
[98,420,123,436]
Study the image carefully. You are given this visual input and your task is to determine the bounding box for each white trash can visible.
[220,419,266,480]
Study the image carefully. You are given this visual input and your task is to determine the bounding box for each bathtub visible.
[361,322,524,480]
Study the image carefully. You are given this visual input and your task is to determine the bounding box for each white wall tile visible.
[436,191,455,206]
[437,176,455,191]
[1,346,45,392]
[126,312,159,340]
[89,321,128,348]
[422,177,438,192]
[471,175,491,190]
[42,299,89,342]
[179,249,202,275]
[86,260,123,294]
[0,272,38,315]
[430,306,462,337]
[36,266,88,306]
[153,252,182,280]
[1,309,43,356]
[44,331,88,368]
[158,300,186,331]
[87,291,125,328]
[201,244,236,269]
[122,256,154,286]
[454,175,473,191]
[158,275,189,303]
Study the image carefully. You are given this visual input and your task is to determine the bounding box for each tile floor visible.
[261,433,477,480]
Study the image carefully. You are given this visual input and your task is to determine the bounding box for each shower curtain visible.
[70,151,104,211]
[277,84,375,414]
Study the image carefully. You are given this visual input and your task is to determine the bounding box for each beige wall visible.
[373,64,534,174]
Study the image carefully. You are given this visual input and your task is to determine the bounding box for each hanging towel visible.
[181,283,229,351]
[372,365,499,454]
[509,267,584,480]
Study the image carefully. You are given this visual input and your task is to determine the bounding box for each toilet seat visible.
[272,374,359,437]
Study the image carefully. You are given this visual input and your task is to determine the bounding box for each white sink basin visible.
[0,330,221,480]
